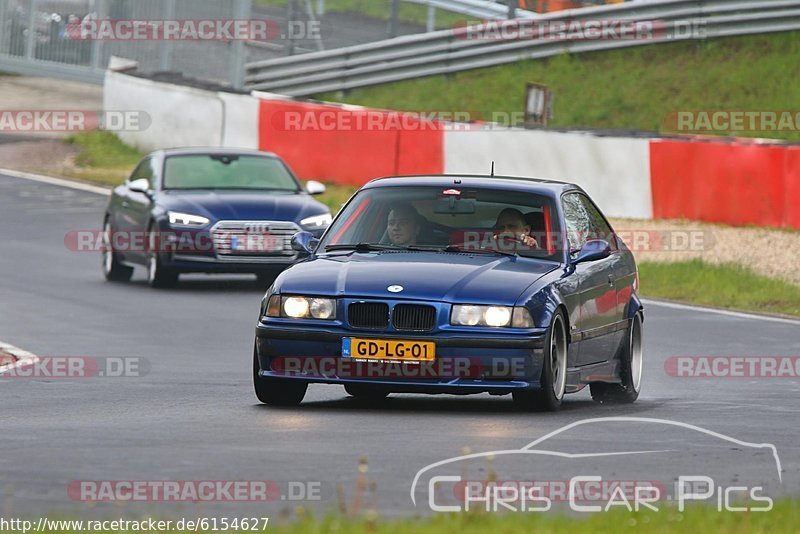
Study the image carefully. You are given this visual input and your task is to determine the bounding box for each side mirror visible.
[305,180,326,195]
[573,239,611,264]
[291,231,319,254]
[128,178,151,196]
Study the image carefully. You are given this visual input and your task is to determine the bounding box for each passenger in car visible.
[493,208,539,248]
[387,203,422,246]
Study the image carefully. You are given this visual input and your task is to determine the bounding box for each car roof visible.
[149,147,281,158]
[362,174,583,197]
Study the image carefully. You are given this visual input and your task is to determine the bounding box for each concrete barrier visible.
[104,71,224,152]
[444,129,653,219]
[104,71,798,228]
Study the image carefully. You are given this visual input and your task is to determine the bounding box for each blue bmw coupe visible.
[102,148,331,287]
[254,175,643,411]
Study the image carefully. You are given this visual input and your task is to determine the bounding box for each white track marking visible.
[0,168,109,195]
[0,341,40,376]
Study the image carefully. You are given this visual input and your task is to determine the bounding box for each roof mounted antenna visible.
[490,161,495,177]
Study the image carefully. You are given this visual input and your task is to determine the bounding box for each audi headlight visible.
[300,213,332,230]
[451,305,533,328]
[266,295,336,320]
[167,211,210,227]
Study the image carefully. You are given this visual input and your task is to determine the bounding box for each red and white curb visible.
[0,341,40,376]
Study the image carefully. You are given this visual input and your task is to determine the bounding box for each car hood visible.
[277,251,559,305]
[157,190,328,222]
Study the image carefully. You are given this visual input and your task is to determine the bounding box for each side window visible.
[578,195,617,251]
[562,193,617,254]
[128,158,155,188]
[562,193,591,254]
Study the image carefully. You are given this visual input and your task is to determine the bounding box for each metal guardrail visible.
[244,0,800,96]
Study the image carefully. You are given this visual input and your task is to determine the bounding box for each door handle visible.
[608,275,615,287]
[121,201,130,208]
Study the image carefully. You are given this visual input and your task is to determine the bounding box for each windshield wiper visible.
[324,243,405,252]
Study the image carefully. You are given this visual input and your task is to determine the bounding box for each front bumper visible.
[255,323,547,393]
[153,223,318,273]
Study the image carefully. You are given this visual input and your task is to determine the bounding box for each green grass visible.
[63,131,144,186]
[318,182,357,213]
[638,260,800,317]
[317,32,800,141]
[255,0,466,29]
[7,502,800,533]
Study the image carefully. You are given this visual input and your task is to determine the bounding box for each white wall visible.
[104,71,225,152]
[444,129,653,219]
[218,92,259,150]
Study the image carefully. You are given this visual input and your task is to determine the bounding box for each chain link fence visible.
[0,0,632,87]
[0,0,252,87]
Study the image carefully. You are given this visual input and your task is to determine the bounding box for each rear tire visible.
[590,312,643,404]
[253,349,307,406]
[513,310,567,412]
[102,220,133,282]
[344,383,390,400]
[147,223,179,288]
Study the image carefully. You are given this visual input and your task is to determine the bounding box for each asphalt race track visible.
[2,172,799,520]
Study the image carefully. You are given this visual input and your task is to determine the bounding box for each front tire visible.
[590,312,643,404]
[253,349,307,406]
[513,310,568,412]
[146,223,179,288]
[102,220,133,282]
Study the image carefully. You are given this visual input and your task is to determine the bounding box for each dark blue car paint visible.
[255,175,642,395]
[104,148,330,275]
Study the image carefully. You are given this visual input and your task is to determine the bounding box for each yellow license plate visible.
[343,338,435,362]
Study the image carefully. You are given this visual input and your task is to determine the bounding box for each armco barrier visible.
[649,139,799,228]
[257,99,443,186]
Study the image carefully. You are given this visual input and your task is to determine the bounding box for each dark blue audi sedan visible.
[254,175,643,411]
[102,148,331,287]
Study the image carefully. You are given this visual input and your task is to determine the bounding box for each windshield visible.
[319,185,563,261]
[162,155,301,191]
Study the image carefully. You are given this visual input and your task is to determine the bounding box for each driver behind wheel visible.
[387,203,422,246]
[493,208,539,248]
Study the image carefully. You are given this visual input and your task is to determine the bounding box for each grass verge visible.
[638,260,800,317]
[317,32,800,141]
[254,0,465,29]
[62,131,143,186]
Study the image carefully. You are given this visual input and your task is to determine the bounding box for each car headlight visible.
[300,213,332,230]
[451,305,533,328]
[167,211,210,227]
[266,295,336,320]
